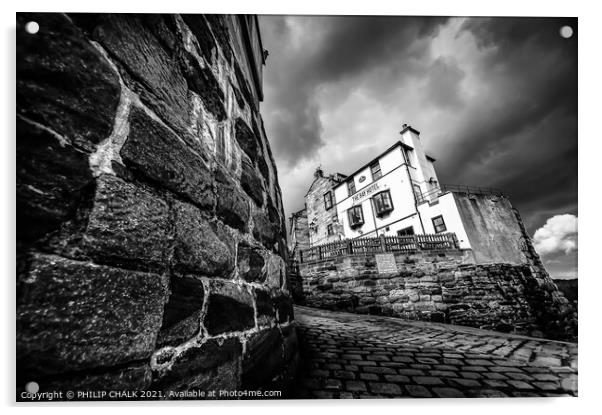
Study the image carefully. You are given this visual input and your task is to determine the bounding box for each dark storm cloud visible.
[260,15,448,167]
[259,15,577,278]
[424,57,466,108]
[432,17,577,233]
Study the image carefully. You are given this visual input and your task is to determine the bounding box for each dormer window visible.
[324,191,333,210]
[372,190,394,217]
[347,180,356,196]
[370,161,382,180]
[347,205,364,228]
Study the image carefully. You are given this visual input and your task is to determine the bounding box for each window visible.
[372,190,394,217]
[403,147,413,166]
[347,179,356,196]
[327,224,334,235]
[432,215,447,233]
[370,162,382,180]
[397,226,415,236]
[347,205,364,228]
[324,191,333,210]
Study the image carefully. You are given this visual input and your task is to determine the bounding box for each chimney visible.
[314,166,324,178]
[400,123,421,136]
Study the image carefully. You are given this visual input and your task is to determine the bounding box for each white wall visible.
[400,128,441,197]
[335,146,422,239]
[418,192,472,249]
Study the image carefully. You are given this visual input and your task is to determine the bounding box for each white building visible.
[323,124,471,249]
[291,123,532,265]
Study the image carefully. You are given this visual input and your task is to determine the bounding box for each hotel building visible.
[290,123,527,264]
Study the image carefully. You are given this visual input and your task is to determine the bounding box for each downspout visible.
[369,197,379,237]
[404,163,426,234]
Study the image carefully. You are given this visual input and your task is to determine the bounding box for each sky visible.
[258,16,577,279]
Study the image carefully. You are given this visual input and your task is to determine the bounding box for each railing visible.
[299,233,459,263]
[417,184,505,204]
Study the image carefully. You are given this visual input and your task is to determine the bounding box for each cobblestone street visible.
[293,306,578,399]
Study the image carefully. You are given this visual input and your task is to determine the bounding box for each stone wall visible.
[299,250,576,341]
[17,13,297,398]
[453,193,527,264]
[305,172,345,246]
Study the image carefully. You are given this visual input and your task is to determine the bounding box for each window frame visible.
[347,205,364,228]
[403,147,413,166]
[370,161,382,181]
[372,189,394,217]
[431,215,447,233]
[327,223,334,236]
[397,226,415,236]
[324,191,333,210]
[347,179,356,196]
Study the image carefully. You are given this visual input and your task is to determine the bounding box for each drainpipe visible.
[369,198,379,237]
[404,163,426,234]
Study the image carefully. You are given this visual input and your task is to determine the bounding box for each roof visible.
[333,141,413,189]
[304,173,347,197]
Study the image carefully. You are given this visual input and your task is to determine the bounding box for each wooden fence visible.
[299,232,459,263]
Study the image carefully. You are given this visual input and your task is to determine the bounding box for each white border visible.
[2,0,599,413]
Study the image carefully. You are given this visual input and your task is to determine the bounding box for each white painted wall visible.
[327,134,472,247]
[334,146,422,238]
[418,192,472,249]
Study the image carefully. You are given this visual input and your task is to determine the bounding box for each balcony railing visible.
[417,184,505,204]
[299,233,459,263]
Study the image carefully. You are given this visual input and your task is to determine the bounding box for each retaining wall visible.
[17,13,297,398]
[299,250,576,341]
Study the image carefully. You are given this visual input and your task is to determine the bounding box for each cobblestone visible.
[293,306,578,399]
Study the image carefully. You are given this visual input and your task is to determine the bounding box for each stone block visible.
[171,200,234,277]
[88,15,195,140]
[153,337,241,391]
[252,210,280,250]
[176,46,226,120]
[17,13,120,151]
[122,107,215,210]
[241,155,264,207]
[266,253,286,289]
[242,328,283,388]
[157,274,205,348]
[255,288,276,326]
[16,119,94,242]
[235,118,261,161]
[214,167,250,232]
[17,253,169,378]
[180,15,216,63]
[83,174,170,271]
[237,242,266,283]
[204,280,255,335]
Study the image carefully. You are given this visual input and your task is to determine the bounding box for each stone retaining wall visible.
[17,13,297,397]
[299,250,576,341]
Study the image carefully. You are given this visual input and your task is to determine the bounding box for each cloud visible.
[259,15,577,263]
[533,214,578,257]
[259,15,448,168]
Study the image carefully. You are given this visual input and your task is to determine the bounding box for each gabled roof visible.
[304,173,347,198]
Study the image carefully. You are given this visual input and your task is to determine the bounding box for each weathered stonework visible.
[299,249,576,342]
[17,12,297,398]
[303,170,347,246]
